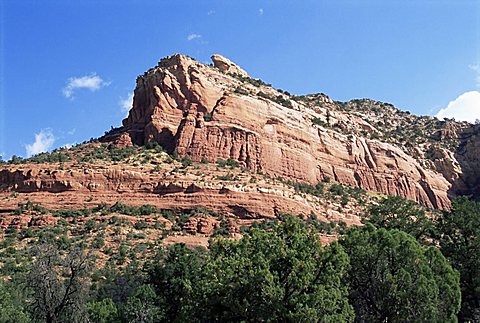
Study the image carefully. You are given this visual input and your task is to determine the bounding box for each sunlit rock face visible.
[114,53,466,209]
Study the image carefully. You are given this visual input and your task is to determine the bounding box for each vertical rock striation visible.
[116,53,453,208]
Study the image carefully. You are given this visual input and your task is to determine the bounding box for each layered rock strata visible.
[116,54,451,208]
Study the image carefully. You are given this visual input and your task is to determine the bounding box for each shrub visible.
[216,158,238,168]
[203,112,213,122]
[234,86,249,95]
[180,157,193,168]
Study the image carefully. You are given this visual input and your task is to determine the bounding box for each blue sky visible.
[1,0,479,159]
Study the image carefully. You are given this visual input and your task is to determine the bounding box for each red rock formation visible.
[117,54,451,208]
[0,162,364,225]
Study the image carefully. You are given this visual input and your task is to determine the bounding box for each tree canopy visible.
[437,197,480,321]
[340,224,460,323]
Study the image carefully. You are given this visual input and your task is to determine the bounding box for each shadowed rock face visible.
[451,125,480,200]
[114,53,458,209]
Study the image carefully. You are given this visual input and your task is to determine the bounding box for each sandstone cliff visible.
[114,54,452,208]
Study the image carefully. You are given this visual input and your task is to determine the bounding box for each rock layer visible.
[0,163,362,226]
[117,54,451,208]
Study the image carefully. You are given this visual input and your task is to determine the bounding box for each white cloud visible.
[25,129,55,157]
[469,64,480,87]
[120,92,134,114]
[207,10,215,15]
[187,33,202,41]
[435,91,480,123]
[61,143,74,149]
[259,8,264,15]
[62,73,110,99]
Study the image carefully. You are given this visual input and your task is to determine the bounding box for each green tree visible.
[123,285,163,323]
[0,281,30,322]
[86,298,118,323]
[147,244,208,322]
[340,225,460,322]
[437,197,480,321]
[199,215,354,322]
[365,195,434,243]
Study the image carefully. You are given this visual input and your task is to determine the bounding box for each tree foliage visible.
[198,216,354,322]
[0,281,31,322]
[366,195,434,243]
[340,224,460,323]
[146,244,208,321]
[2,206,471,322]
[437,197,480,321]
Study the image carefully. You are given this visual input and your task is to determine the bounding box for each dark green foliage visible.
[292,181,325,197]
[0,210,468,322]
[200,216,354,322]
[147,244,208,321]
[279,178,365,205]
[216,158,239,168]
[329,183,345,196]
[86,298,118,323]
[134,221,149,230]
[14,201,49,215]
[144,141,164,153]
[123,285,163,322]
[179,157,193,167]
[203,112,213,121]
[340,225,460,322]
[24,151,70,164]
[227,72,271,87]
[0,281,31,322]
[108,202,157,216]
[217,173,234,181]
[8,155,25,164]
[437,197,480,321]
[258,91,294,109]
[234,86,249,95]
[106,145,137,162]
[212,220,230,237]
[312,117,328,127]
[366,195,434,243]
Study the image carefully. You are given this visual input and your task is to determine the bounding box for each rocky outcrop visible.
[115,54,452,208]
[452,125,480,198]
[0,163,363,225]
[211,54,249,77]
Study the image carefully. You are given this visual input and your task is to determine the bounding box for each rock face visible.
[453,125,480,198]
[0,161,364,227]
[211,54,249,77]
[116,54,453,209]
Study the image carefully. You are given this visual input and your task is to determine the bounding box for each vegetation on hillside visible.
[0,196,478,322]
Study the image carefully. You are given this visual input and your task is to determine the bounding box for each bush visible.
[134,221,149,230]
[217,173,234,181]
[180,157,193,168]
[312,117,328,127]
[234,86,249,95]
[203,112,213,122]
[216,158,238,168]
